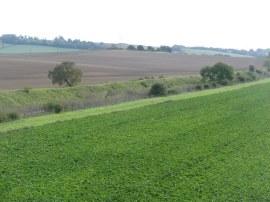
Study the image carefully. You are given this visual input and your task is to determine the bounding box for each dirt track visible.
[0,50,264,89]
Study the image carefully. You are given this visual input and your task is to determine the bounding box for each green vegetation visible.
[48,61,83,87]
[0,44,81,54]
[200,62,234,84]
[0,111,20,123]
[1,79,270,200]
[149,83,167,96]
[0,76,201,115]
[1,78,269,134]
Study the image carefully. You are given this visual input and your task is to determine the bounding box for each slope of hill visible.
[1,79,270,200]
[182,48,253,57]
[0,44,82,54]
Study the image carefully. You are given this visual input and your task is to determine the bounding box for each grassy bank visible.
[1,78,270,133]
[0,76,201,114]
[1,78,270,200]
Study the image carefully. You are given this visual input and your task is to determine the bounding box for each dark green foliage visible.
[200,66,214,82]
[7,112,20,120]
[137,45,144,51]
[0,112,20,123]
[54,104,63,113]
[220,79,229,86]
[200,62,234,84]
[149,83,166,96]
[204,84,209,89]
[43,102,63,113]
[127,45,136,50]
[238,76,245,82]
[48,61,83,87]
[195,85,202,90]
[249,65,255,72]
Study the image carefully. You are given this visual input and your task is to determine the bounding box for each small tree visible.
[48,61,83,87]
[200,62,234,84]
[149,83,166,96]
[212,62,234,84]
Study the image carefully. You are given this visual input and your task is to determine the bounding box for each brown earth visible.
[0,50,264,90]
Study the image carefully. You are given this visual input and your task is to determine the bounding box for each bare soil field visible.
[0,50,264,89]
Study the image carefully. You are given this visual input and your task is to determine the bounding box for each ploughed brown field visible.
[0,50,264,89]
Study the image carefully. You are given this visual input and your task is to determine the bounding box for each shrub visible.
[255,69,263,74]
[238,76,245,82]
[204,84,209,89]
[195,85,202,90]
[43,102,63,113]
[211,82,217,88]
[7,112,20,120]
[247,72,256,80]
[54,104,63,114]
[249,65,255,72]
[220,80,229,86]
[23,86,32,93]
[149,83,166,96]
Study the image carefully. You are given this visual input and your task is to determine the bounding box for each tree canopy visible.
[48,61,83,87]
[200,62,234,84]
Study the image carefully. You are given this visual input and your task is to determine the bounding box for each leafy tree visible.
[137,45,144,51]
[200,66,214,82]
[212,62,234,84]
[200,62,234,84]
[127,45,136,50]
[48,61,83,87]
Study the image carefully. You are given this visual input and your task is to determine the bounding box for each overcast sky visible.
[1,0,269,50]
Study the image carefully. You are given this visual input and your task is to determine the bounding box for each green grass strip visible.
[1,78,270,133]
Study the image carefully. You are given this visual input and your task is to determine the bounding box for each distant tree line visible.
[2,34,268,56]
[0,34,101,50]
[171,45,270,57]
[127,45,172,53]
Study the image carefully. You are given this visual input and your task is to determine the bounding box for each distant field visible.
[0,50,264,89]
[0,44,81,54]
[182,48,252,57]
[1,80,270,200]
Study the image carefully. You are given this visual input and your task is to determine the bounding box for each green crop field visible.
[1,80,270,200]
[0,44,81,54]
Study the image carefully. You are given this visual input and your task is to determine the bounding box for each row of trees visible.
[127,45,172,53]
[0,34,100,50]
